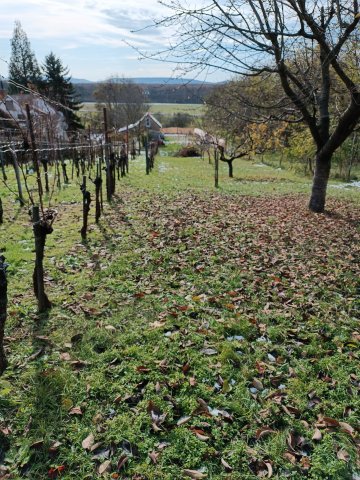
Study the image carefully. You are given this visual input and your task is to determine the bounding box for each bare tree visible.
[148,0,360,212]
[94,77,148,130]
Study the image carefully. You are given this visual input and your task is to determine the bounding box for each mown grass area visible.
[149,104,204,116]
[80,103,204,116]
[0,147,359,479]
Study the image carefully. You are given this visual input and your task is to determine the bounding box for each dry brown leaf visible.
[183,469,207,479]
[337,449,350,462]
[221,458,233,472]
[256,427,275,440]
[252,378,264,391]
[105,325,116,332]
[30,439,44,449]
[117,455,128,470]
[283,452,297,464]
[339,422,355,436]
[148,450,160,464]
[69,406,82,416]
[177,416,191,426]
[98,460,111,475]
[265,462,273,478]
[312,428,322,441]
[48,441,62,454]
[82,433,95,450]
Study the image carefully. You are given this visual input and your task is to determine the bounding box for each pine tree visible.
[42,52,83,131]
[8,21,41,93]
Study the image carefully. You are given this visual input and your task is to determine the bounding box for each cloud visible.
[0,0,168,47]
[0,0,229,82]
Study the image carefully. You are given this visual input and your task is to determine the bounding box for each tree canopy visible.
[94,77,148,130]
[42,52,83,131]
[8,21,41,93]
[151,0,360,211]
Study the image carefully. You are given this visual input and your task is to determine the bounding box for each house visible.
[0,91,27,132]
[118,112,162,135]
[14,94,68,141]
[0,91,68,142]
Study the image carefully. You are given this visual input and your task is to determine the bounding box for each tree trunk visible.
[309,153,332,213]
[0,255,8,375]
[228,160,233,178]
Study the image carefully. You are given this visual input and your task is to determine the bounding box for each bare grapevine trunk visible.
[10,150,25,206]
[0,255,8,375]
[32,206,52,312]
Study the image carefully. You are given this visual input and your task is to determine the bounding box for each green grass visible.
[0,145,359,479]
[149,104,204,116]
[80,103,204,116]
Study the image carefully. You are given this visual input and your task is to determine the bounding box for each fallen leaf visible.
[201,348,218,355]
[30,439,44,449]
[69,406,82,416]
[105,325,116,332]
[221,458,233,471]
[148,450,159,464]
[60,352,71,361]
[98,460,111,475]
[252,378,264,391]
[48,441,62,454]
[256,427,275,440]
[117,455,128,470]
[339,421,355,436]
[183,469,207,479]
[136,365,151,373]
[82,433,95,450]
[283,452,297,464]
[312,428,322,441]
[177,416,191,426]
[337,449,350,462]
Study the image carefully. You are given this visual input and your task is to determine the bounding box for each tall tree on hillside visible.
[149,0,360,212]
[42,52,83,131]
[8,21,41,93]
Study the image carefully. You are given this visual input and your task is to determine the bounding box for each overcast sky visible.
[0,0,227,82]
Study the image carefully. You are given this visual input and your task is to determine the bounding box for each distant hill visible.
[111,77,214,85]
[74,78,219,104]
[71,78,94,84]
[72,77,216,86]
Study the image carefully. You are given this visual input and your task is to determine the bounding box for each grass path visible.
[0,154,359,479]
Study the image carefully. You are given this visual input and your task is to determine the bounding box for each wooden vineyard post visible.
[81,176,91,239]
[0,150,7,181]
[214,148,219,188]
[126,126,129,173]
[94,163,102,223]
[145,139,150,175]
[0,198,3,224]
[103,108,113,202]
[131,139,136,160]
[32,206,52,312]
[26,104,44,206]
[0,255,8,375]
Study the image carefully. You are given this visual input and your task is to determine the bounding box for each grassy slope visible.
[0,151,359,480]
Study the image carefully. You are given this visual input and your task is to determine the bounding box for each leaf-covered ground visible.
[0,156,359,479]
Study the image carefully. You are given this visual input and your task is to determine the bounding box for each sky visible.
[0,0,228,83]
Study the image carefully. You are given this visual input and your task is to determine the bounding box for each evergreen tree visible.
[42,52,83,131]
[8,21,41,93]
